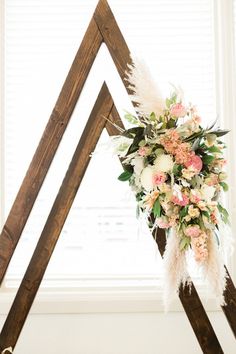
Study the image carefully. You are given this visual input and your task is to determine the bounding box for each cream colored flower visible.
[188,205,200,218]
[219,172,227,181]
[201,185,216,202]
[158,182,171,194]
[183,215,191,222]
[143,190,159,210]
[140,166,154,191]
[205,133,217,147]
[154,154,174,173]
[182,167,196,180]
[197,201,207,211]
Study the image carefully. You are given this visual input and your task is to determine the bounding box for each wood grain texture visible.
[107,104,224,354]
[222,267,236,338]
[0,17,103,285]
[0,83,113,352]
[93,0,133,94]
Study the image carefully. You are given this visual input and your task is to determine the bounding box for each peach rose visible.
[172,193,189,206]
[185,225,201,238]
[170,103,187,118]
[152,172,167,185]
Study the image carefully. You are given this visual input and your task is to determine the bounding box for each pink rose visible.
[170,103,187,118]
[172,193,189,206]
[190,192,201,204]
[205,174,218,186]
[152,172,167,185]
[157,218,170,229]
[138,146,149,157]
[185,225,201,238]
[185,154,203,172]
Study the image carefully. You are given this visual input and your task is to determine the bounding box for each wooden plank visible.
[107,106,224,354]
[222,267,236,338]
[93,0,133,94]
[0,17,103,285]
[0,83,113,352]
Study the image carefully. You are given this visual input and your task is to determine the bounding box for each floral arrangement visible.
[112,58,230,305]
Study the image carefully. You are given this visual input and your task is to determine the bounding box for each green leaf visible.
[136,192,143,202]
[118,170,133,181]
[179,237,191,251]
[124,112,139,125]
[173,164,182,176]
[126,128,145,154]
[202,154,215,165]
[183,127,204,141]
[155,148,165,155]
[125,127,144,136]
[219,181,229,192]
[202,210,210,219]
[138,140,146,147]
[144,124,153,137]
[123,164,133,173]
[166,98,171,108]
[150,112,156,121]
[170,91,177,103]
[211,129,229,137]
[217,203,229,224]
[153,198,161,218]
[191,138,201,151]
[180,206,188,218]
[167,118,176,128]
[207,145,222,153]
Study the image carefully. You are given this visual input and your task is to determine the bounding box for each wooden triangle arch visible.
[0,1,235,353]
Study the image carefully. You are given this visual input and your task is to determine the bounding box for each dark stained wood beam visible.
[0,83,114,352]
[222,267,236,336]
[93,0,133,94]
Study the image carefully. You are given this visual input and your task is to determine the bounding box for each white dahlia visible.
[131,156,145,176]
[154,154,174,173]
[140,166,154,191]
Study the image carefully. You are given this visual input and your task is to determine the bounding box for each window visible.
[1,0,235,292]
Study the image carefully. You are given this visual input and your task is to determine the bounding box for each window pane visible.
[4,0,215,286]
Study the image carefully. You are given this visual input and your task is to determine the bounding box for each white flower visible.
[201,185,216,202]
[188,205,200,218]
[154,154,174,173]
[141,166,154,191]
[173,183,183,200]
[180,178,190,187]
[131,156,145,175]
[158,183,171,193]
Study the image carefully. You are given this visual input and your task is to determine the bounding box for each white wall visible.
[0,311,235,354]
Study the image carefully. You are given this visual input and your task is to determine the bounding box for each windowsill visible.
[0,277,224,315]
